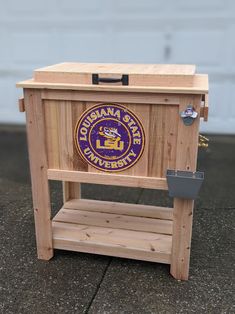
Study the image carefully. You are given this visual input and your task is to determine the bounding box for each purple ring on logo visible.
[74,103,145,172]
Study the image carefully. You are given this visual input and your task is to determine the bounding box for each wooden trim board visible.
[47,169,168,190]
[16,74,208,94]
[41,90,180,105]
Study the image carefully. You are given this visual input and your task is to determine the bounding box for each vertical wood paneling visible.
[67,101,87,199]
[44,98,181,181]
[43,100,60,169]
[162,105,178,175]
[58,100,74,202]
[44,100,87,172]
[44,100,87,200]
[148,105,165,177]
[72,101,87,171]
[58,100,74,170]
[148,104,178,178]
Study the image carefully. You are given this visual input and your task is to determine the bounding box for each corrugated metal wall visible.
[1,0,234,133]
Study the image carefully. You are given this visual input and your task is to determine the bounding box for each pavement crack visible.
[85,258,112,314]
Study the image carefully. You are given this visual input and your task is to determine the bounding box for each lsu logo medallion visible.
[75,103,145,172]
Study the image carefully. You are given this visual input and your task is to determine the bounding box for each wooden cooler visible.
[17,63,209,280]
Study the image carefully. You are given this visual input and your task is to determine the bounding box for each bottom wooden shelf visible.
[52,199,173,264]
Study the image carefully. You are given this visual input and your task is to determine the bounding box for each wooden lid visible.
[17,62,208,94]
[34,62,195,87]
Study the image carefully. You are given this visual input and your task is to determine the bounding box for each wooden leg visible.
[63,182,81,203]
[170,95,201,280]
[170,198,194,280]
[25,89,53,260]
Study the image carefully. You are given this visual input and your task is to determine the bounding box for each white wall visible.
[0,0,235,133]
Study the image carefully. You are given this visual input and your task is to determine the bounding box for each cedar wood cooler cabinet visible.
[17,63,209,280]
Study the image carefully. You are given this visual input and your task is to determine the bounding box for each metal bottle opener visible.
[180,105,198,126]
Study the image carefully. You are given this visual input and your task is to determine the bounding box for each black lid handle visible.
[92,74,129,85]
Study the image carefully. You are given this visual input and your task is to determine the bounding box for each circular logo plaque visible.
[74,103,145,172]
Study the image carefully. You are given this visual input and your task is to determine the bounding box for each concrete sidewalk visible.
[0,127,234,314]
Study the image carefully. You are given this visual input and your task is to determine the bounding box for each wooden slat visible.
[170,94,201,281]
[41,90,180,105]
[65,101,87,200]
[43,100,60,169]
[58,100,80,201]
[64,199,173,220]
[174,96,200,171]
[53,206,172,235]
[52,221,172,264]
[58,100,74,169]
[62,181,70,203]
[44,99,86,201]
[148,104,178,177]
[47,169,168,190]
[65,182,82,200]
[43,99,87,171]
[44,100,73,201]
[162,105,178,174]
[148,104,165,177]
[71,101,87,171]
[24,89,53,260]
